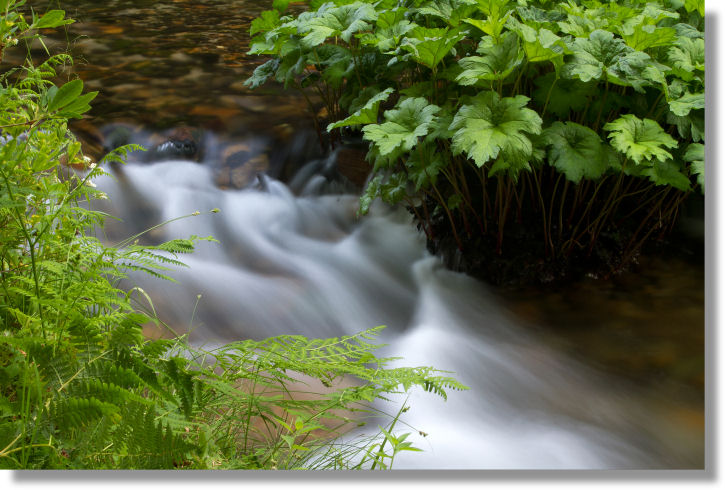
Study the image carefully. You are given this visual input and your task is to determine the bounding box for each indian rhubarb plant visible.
[246,0,705,284]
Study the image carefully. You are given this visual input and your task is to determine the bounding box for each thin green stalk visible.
[619,188,674,266]
[593,79,609,132]
[541,75,558,118]
[431,67,438,104]
[547,172,563,250]
[496,178,514,255]
[529,171,551,256]
[511,62,527,96]
[586,171,625,254]
[558,180,570,246]
[0,165,47,339]
[563,176,609,255]
[436,162,472,235]
[430,181,463,250]
[404,196,431,239]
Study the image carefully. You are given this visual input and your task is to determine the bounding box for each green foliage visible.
[450,91,542,175]
[604,114,678,165]
[299,2,377,48]
[399,25,465,71]
[684,142,704,192]
[327,87,393,131]
[246,0,704,277]
[542,122,610,183]
[0,4,466,469]
[363,97,440,156]
[564,29,655,92]
[455,32,524,85]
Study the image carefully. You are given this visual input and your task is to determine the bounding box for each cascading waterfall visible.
[90,148,702,469]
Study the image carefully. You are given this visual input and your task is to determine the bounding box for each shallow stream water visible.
[24,0,705,469]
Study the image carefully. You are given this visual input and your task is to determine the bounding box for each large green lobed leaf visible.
[449,91,542,171]
[400,26,464,71]
[456,32,524,85]
[298,2,378,48]
[604,114,678,165]
[542,121,611,183]
[363,97,440,156]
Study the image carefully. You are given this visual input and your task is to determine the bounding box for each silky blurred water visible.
[90,156,703,469]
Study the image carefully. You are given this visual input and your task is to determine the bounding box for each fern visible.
[1,3,467,470]
[112,405,194,469]
[50,397,120,431]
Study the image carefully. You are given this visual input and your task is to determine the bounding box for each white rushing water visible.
[92,157,702,469]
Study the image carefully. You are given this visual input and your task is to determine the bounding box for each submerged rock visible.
[97,123,204,163]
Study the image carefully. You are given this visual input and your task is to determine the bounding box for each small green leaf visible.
[244,59,281,89]
[641,160,691,191]
[272,0,291,14]
[250,10,281,36]
[557,11,605,38]
[522,28,565,65]
[416,0,477,27]
[667,110,704,143]
[314,44,354,87]
[327,88,394,131]
[683,0,705,17]
[447,193,463,211]
[668,91,705,117]
[361,17,416,52]
[405,142,446,191]
[48,79,84,112]
[516,4,566,30]
[668,37,705,82]
[359,175,383,215]
[684,143,704,192]
[380,172,408,204]
[462,3,511,40]
[57,91,97,118]
[376,7,408,30]
[684,142,704,165]
[564,29,622,83]
[604,114,677,165]
[34,10,73,29]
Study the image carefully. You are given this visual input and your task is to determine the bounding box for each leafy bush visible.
[0,3,466,469]
[247,0,705,283]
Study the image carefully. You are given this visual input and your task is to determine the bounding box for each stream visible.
[26,0,704,469]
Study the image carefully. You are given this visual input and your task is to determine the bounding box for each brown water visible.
[26,0,312,136]
[15,0,705,468]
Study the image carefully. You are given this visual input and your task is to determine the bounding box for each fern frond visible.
[112,405,194,469]
[50,396,120,430]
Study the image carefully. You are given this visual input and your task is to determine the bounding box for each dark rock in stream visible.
[99,123,205,163]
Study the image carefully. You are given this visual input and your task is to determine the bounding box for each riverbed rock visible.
[215,145,270,189]
[147,126,203,162]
